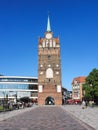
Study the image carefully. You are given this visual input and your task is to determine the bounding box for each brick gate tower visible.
[38,16,62,105]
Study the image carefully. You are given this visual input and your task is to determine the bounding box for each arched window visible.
[46,68,53,78]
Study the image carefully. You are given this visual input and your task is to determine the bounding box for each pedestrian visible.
[92,100,94,108]
[82,100,85,109]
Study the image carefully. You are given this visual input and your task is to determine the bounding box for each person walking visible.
[82,100,85,109]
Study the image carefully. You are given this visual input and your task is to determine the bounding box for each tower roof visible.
[72,76,86,85]
[47,15,51,32]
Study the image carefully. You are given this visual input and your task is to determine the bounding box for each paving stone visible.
[63,105,98,130]
[0,106,95,130]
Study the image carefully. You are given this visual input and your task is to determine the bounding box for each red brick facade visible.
[38,84,62,105]
[38,18,62,105]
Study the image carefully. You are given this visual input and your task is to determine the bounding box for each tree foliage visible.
[83,68,98,104]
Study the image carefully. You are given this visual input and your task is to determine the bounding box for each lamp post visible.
[2,91,5,110]
[15,91,17,103]
[6,94,8,109]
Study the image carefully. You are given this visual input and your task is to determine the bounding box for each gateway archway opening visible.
[45,96,55,105]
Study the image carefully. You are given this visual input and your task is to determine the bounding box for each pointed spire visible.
[47,15,51,32]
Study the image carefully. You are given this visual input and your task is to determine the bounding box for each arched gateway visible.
[38,16,62,105]
[45,96,55,105]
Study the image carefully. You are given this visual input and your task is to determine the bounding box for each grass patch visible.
[0,105,3,110]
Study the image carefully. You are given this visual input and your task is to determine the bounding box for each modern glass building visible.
[0,76,38,101]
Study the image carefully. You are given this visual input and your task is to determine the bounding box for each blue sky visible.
[0,0,98,91]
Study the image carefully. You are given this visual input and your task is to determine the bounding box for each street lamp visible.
[15,91,17,103]
[2,91,5,110]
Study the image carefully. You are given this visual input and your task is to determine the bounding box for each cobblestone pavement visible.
[0,106,95,130]
[0,106,37,122]
[63,105,98,130]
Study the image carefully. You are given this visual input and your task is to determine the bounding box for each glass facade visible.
[0,76,38,99]
[0,84,29,89]
[0,78,37,83]
[0,84,38,90]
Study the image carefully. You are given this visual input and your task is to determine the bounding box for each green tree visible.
[83,68,98,104]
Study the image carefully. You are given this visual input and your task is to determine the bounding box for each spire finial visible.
[47,15,51,32]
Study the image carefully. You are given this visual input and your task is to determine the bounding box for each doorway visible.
[45,96,55,105]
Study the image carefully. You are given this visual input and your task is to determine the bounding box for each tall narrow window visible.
[43,41,45,47]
